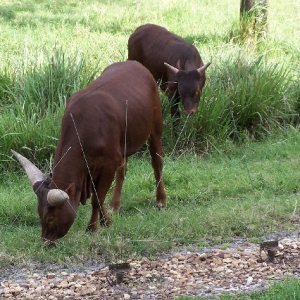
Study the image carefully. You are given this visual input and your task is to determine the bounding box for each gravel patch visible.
[1,235,300,299]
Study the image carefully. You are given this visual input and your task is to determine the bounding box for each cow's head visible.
[11,150,76,247]
[164,61,211,115]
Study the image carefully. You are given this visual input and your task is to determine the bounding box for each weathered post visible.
[239,0,268,41]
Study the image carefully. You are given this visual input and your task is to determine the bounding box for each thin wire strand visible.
[70,113,108,226]
[170,114,190,157]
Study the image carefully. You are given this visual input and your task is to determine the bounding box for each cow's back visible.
[128,23,202,82]
[59,61,162,160]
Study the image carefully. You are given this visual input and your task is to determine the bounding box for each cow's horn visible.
[11,149,45,186]
[47,189,69,206]
[164,62,179,74]
[197,62,211,73]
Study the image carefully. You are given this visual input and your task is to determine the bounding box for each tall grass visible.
[1,46,299,167]
[0,48,100,168]
[161,51,297,153]
[8,48,98,113]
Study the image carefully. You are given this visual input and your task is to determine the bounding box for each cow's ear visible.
[65,183,76,198]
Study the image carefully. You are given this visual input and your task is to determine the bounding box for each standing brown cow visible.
[128,23,211,123]
[12,60,167,247]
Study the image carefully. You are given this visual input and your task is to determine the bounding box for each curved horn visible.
[197,62,211,73]
[47,189,69,206]
[164,62,179,74]
[11,149,45,186]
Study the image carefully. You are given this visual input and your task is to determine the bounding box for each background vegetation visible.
[0,0,299,168]
[0,0,300,298]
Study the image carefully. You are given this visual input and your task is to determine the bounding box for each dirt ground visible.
[1,232,300,299]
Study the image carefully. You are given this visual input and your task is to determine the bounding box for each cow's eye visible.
[47,217,54,224]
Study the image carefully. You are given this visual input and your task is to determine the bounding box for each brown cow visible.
[128,23,210,122]
[12,60,167,247]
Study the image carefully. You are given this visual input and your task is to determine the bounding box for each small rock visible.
[246,276,253,285]
[47,273,56,279]
[199,253,207,261]
[214,266,225,272]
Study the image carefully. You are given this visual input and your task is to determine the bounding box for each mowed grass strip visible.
[1,128,300,264]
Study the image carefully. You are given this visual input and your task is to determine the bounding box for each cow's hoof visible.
[155,203,163,210]
[43,239,57,247]
[100,218,111,227]
[86,224,97,233]
[109,206,121,214]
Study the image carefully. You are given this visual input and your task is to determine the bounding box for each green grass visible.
[1,0,299,166]
[177,278,300,299]
[1,127,300,264]
[1,0,300,298]
[2,46,297,166]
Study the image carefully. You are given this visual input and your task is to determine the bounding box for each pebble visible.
[246,276,253,285]
[1,238,300,299]
[46,273,56,279]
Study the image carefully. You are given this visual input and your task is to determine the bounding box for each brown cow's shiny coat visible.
[14,61,167,246]
[128,23,210,120]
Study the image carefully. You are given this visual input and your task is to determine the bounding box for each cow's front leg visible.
[86,164,119,231]
[86,195,102,232]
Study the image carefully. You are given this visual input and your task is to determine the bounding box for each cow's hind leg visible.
[148,134,167,208]
[110,158,127,213]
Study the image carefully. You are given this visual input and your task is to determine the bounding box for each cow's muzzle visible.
[43,238,57,247]
[183,108,197,116]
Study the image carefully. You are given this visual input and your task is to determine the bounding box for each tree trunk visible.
[239,0,268,40]
[240,0,256,16]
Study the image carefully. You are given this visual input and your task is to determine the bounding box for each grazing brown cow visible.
[128,23,210,122]
[12,60,167,247]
